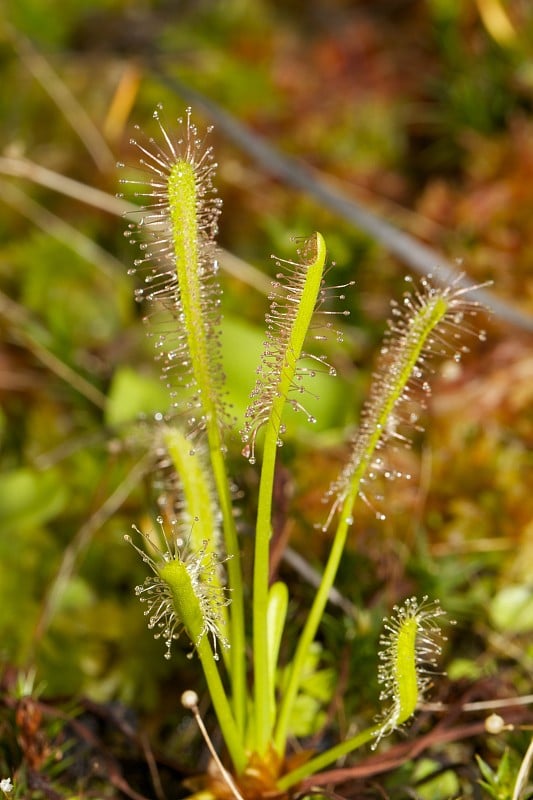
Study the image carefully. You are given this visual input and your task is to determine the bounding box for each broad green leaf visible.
[0,467,66,533]
[105,366,170,427]
[490,585,533,633]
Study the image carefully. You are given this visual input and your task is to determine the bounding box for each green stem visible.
[196,634,247,774]
[277,724,381,790]
[253,232,326,755]
[273,499,353,754]
[208,425,247,737]
[253,429,279,752]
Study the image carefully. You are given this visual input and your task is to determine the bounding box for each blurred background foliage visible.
[0,0,532,797]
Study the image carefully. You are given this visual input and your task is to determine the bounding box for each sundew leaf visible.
[161,427,225,602]
[123,109,248,734]
[241,232,331,462]
[323,273,489,528]
[122,107,227,437]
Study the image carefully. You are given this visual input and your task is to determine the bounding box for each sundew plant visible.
[120,107,487,798]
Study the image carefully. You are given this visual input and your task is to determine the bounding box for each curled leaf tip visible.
[128,519,230,660]
[241,232,329,463]
[373,596,447,747]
